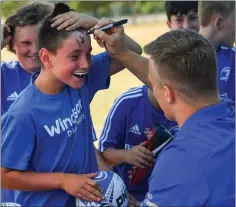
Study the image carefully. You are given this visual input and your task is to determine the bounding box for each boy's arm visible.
[99,97,154,168]
[94,147,112,171]
[1,167,103,202]
[1,114,102,202]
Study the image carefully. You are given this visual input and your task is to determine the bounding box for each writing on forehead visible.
[76,35,85,47]
[76,38,81,47]
[79,36,85,44]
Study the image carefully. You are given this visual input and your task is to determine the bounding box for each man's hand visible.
[51,11,98,31]
[1,24,12,50]
[61,173,104,202]
[93,17,129,56]
[124,142,154,168]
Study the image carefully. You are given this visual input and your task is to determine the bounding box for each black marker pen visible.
[87,19,128,35]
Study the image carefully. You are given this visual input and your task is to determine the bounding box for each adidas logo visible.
[7,92,18,101]
[128,124,141,135]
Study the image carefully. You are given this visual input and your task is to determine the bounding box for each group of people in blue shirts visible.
[1,1,235,207]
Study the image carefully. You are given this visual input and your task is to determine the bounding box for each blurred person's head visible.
[144,29,219,125]
[199,1,235,48]
[5,2,53,73]
[38,3,92,90]
[165,1,199,32]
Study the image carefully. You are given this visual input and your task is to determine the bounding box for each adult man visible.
[94,17,234,207]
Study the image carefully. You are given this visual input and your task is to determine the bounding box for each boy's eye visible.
[70,56,79,60]
[22,41,31,45]
[176,18,183,23]
[189,16,198,21]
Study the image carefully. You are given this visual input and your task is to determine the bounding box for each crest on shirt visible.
[220,67,231,82]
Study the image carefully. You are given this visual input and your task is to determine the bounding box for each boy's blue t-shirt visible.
[217,46,235,101]
[141,99,235,206]
[1,60,32,114]
[1,52,111,207]
[99,85,179,202]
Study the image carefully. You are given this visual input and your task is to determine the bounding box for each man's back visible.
[142,99,235,206]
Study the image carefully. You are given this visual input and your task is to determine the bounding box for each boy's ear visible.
[214,16,222,31]
[39,48,52,69]
[166,20,172,30]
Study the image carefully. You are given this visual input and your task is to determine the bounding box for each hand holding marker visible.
[87,19,128,35]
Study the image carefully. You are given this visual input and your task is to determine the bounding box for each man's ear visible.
[166,20,172,30]
[214,16,222,32]
[163,84,175,104]
[39,48,52,69]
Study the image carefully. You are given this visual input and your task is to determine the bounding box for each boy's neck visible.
[34,70,65,95]
[200,26,220,49]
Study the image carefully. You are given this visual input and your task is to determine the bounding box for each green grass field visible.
[1,22,169,146]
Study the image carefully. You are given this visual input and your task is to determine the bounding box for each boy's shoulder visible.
[218,46,235,56]
[1,60,20,72]
[112,86,146,111]
[5,85,36,115]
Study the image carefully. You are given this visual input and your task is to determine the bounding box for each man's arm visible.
[93,20,152,89]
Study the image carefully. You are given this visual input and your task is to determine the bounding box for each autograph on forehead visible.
[76,36,85,47]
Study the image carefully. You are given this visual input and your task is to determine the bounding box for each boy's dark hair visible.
[144,29,218,103]
[5,2,53,53]
[165,1,198,21]
[199,1,235,27]
[38,3,85,56]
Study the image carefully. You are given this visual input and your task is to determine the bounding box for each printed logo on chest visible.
[44,99,85,137]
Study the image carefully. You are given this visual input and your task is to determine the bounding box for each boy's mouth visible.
[73,72,88,78]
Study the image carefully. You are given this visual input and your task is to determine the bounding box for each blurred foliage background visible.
[1,1,165,19]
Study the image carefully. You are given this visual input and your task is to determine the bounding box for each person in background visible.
[198,1,235,101]
[165,1,199,31]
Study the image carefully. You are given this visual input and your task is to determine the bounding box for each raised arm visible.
[51,12,143,76]
[93,19,152,89]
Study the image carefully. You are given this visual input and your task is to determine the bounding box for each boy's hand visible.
[128,193,140,207]
[61,173,104,202]
[123,142,154,168]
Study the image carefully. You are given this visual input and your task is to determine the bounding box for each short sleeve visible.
[98,97,127,152]
[141,146,208,206]
[91,123,97,142]
[1,113,36,170]
[87,52,111,103]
